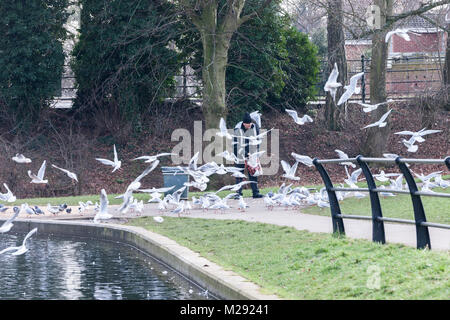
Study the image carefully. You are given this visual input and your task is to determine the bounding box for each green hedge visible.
[71,0,182,128]
[0,0,69,126]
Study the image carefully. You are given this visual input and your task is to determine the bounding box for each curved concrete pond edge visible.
[5,218,280,300]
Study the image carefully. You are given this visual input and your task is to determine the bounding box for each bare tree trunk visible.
[362,0,393,157]
[325,0,347,131]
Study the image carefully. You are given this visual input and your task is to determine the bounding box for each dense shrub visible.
[0,0,69,128]
[71,0,183,132]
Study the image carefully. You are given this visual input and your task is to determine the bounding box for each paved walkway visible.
[18,198,450,252]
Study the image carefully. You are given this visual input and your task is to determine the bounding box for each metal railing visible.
[312,155,450,250]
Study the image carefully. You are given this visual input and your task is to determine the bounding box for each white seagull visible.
[0,227,38,256]
[335,149,356,168]
[153,216,164,223]
[281,160,300,181]
[51,164,78,182]
[94,189,113,223]
[0,206,21,233]
[12,153,32,164]
[394,128,442,143]
[291,153,314,167]
[0,184,16,203]
[28,160,48,184]
[285,109,313,125]
[132,153,175,163]
[216,118,233,140]
[362,109,392,129]
[401,137,419,153]
[324,62,342,103]
[96,144,121,173]
[385,28,419,43]
[249,110,262,128]
[357,100,393,113]
[337,72,364,105]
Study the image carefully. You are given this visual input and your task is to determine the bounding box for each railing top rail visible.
[314,157,449,165]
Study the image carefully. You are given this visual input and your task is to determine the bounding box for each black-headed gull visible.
[249,111,262,128]
[291,153,314,167]
[132,153,175,163]
[51,164,78,182]
[335,149,356,168]
[324,62,342,103]
[357,100,393,113]
[96,144,121,172]
[28,160,48,184]
[0,227,38,256]
[385,28,420,43]
[0,184,16,202]
[0,206,20,233]
[285,109,313,125]
[281,160,300,181]
[394,128,442,143]
[94,189,113,223]
[362,109,392,129]
[12,153,31,164]
[216,118,233,140]
[337,72,364,105]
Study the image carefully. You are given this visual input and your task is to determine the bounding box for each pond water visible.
[0,232,214,300]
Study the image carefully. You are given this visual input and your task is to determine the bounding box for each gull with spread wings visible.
[96,144,121,172]
[28,160,48,184]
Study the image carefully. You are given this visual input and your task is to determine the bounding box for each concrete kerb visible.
[2,218,280,300]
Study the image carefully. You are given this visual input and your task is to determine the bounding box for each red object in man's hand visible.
[245,160,260,176]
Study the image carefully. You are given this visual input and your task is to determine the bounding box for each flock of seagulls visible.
[0,27,447,258]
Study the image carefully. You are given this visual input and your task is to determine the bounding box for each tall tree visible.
[179,0,273,129]
[324,0,347,131]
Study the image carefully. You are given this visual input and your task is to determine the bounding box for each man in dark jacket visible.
[232,112,263,199]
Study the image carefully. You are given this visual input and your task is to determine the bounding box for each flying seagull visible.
[216,118,233,140]
[96,144,121,173]
[0,206,21,233]
[0,227,38,256]
[28,160,48,184]
[132,153,175,163]
[357,100,393,113]
[324,62,342,103]
[385,28,420,43]
[335,149,356,168]
[94,189,113,223]
[362,109,392,129]
[12,153,32,164]
[291,153,314,167]
[394,128,442,143]
[51,164,78,182]
[0,184,16,203]
[285,109,313,125]
[249,110,262,128]
[281,160,300,181]
[337,72,364,106]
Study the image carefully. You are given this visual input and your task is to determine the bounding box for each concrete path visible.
[18,198,450,252]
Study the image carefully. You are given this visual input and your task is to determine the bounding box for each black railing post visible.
[445,156,450,170]
[361,55,366,103]
[313,158,345,235]
[395,157,431,250]
[356,156,386,244]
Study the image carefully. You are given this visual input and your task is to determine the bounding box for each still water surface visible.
[0,232,213,300]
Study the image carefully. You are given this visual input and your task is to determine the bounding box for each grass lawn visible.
[127,217,450,300]
[302,186,450,225]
